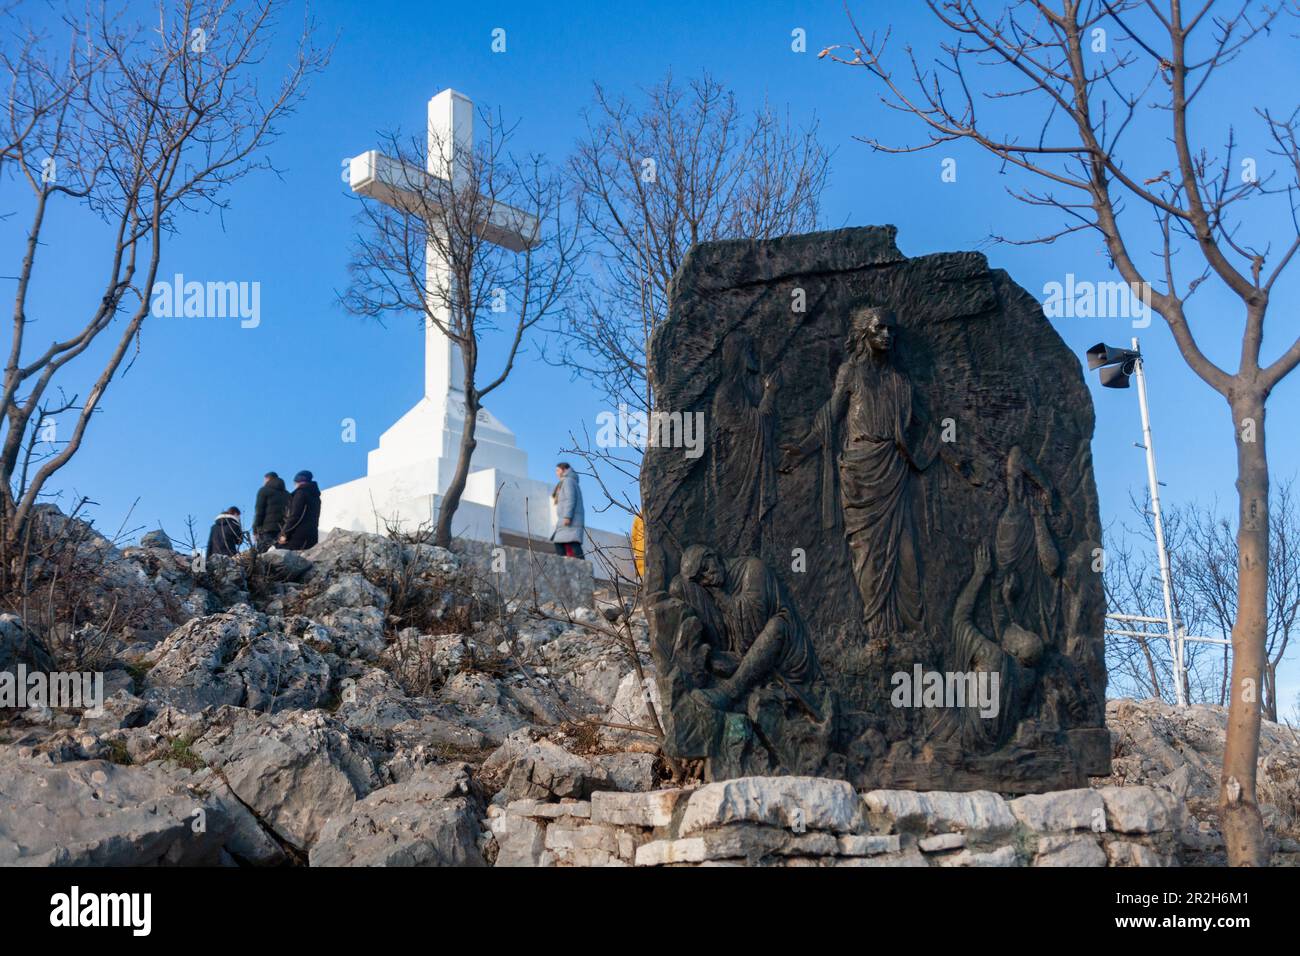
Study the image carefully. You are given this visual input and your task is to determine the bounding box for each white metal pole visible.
[1132,336,1186,705]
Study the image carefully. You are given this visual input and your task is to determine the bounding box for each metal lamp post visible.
[1087,338,1187,705]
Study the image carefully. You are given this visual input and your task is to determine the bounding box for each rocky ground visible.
[1,515,1297,866]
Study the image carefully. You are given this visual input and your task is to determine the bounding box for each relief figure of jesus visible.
[783,306,938,639]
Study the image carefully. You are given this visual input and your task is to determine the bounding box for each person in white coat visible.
[550,462,585,559]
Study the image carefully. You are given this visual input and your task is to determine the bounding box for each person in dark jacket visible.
[278,470,321,550]
[253,472,290,551]
[206,507,243,558]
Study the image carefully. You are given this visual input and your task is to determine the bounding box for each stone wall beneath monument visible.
[642,226,1110,794]
[453,540,594,610]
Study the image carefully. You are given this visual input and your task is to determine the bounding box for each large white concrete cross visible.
[347,89,538,403]
[321,88,627,572]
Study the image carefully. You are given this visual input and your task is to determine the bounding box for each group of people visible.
[203,464,589,563]
[205,470,322,558]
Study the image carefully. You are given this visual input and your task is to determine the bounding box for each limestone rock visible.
[506,798,592,820]
[591,789,687,828]
[863,789,1016,838]
[1105,841,1166,867]
[259,547,312,582]
[544,821,619,857]
[837,846,930,867]
[939,846,1020,867]
[162,763,288,866]
[838,833,901,856]
[679,776,864,836]
[301,531,407,582]
[0,751,233,865]
[599,669,664,747]
[636,824,841,866]
[919,832,967,852]
[0,613,56,675]
[78,689,147,732]
[439,672,531,745]
[1033,833,1107,867]
[1097,785,1183,834]
[482,733,599,801]
[1010,788,1106,832]
[139,530,173,550]
[143,605,331,714]
[192,708,377,850]
[591,751,658,793]
[309,762,485,867]
[318,606,387,661]
[491,810,549,867]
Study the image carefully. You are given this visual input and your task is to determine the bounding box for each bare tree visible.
[0,0,324,586]
[1103,514,1176,700]
[1106,492,1229,703]
[341,110,581,549]
[1106,483,1299,718]
[825,0,1300,866]
[553,72,831,519]
[1176,482,1300,719]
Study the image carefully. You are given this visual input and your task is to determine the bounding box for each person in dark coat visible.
[206,507,243,558]
[278,470,321,550]
[253,472,290,552]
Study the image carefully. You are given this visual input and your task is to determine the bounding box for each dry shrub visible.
[2,505,174,669]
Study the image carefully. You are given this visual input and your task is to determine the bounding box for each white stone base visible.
[319,395,633,582]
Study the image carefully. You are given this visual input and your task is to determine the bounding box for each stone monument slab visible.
[643,226,1109,793]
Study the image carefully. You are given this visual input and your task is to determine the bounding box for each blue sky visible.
[7,1,1299,705]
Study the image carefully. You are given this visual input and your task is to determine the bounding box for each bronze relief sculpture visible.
[643,227,1109,793]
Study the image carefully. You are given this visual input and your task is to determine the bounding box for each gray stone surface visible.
[591,789,687,828]
[453,539,594,610]
[863,789,1016,838]
[919,832,967,852]
[1098,785,1183,834]
[78,689,147,732]
[838,833,901,856]
[142,604,331,714]
[0,613,55,675]
[637,825,841,865]
[139,529,173,550]
[481,733,603,801]
[0,751,233,866]
[1010,788,1106,832]
[939,846,1020,867]
[1105,840,1166,867]
[491,809,549,867]
[678,776,863,835]
[1033,833,1108,867]
[309,762,485,867]
[192,708,377,850]
[258,547,312,582]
